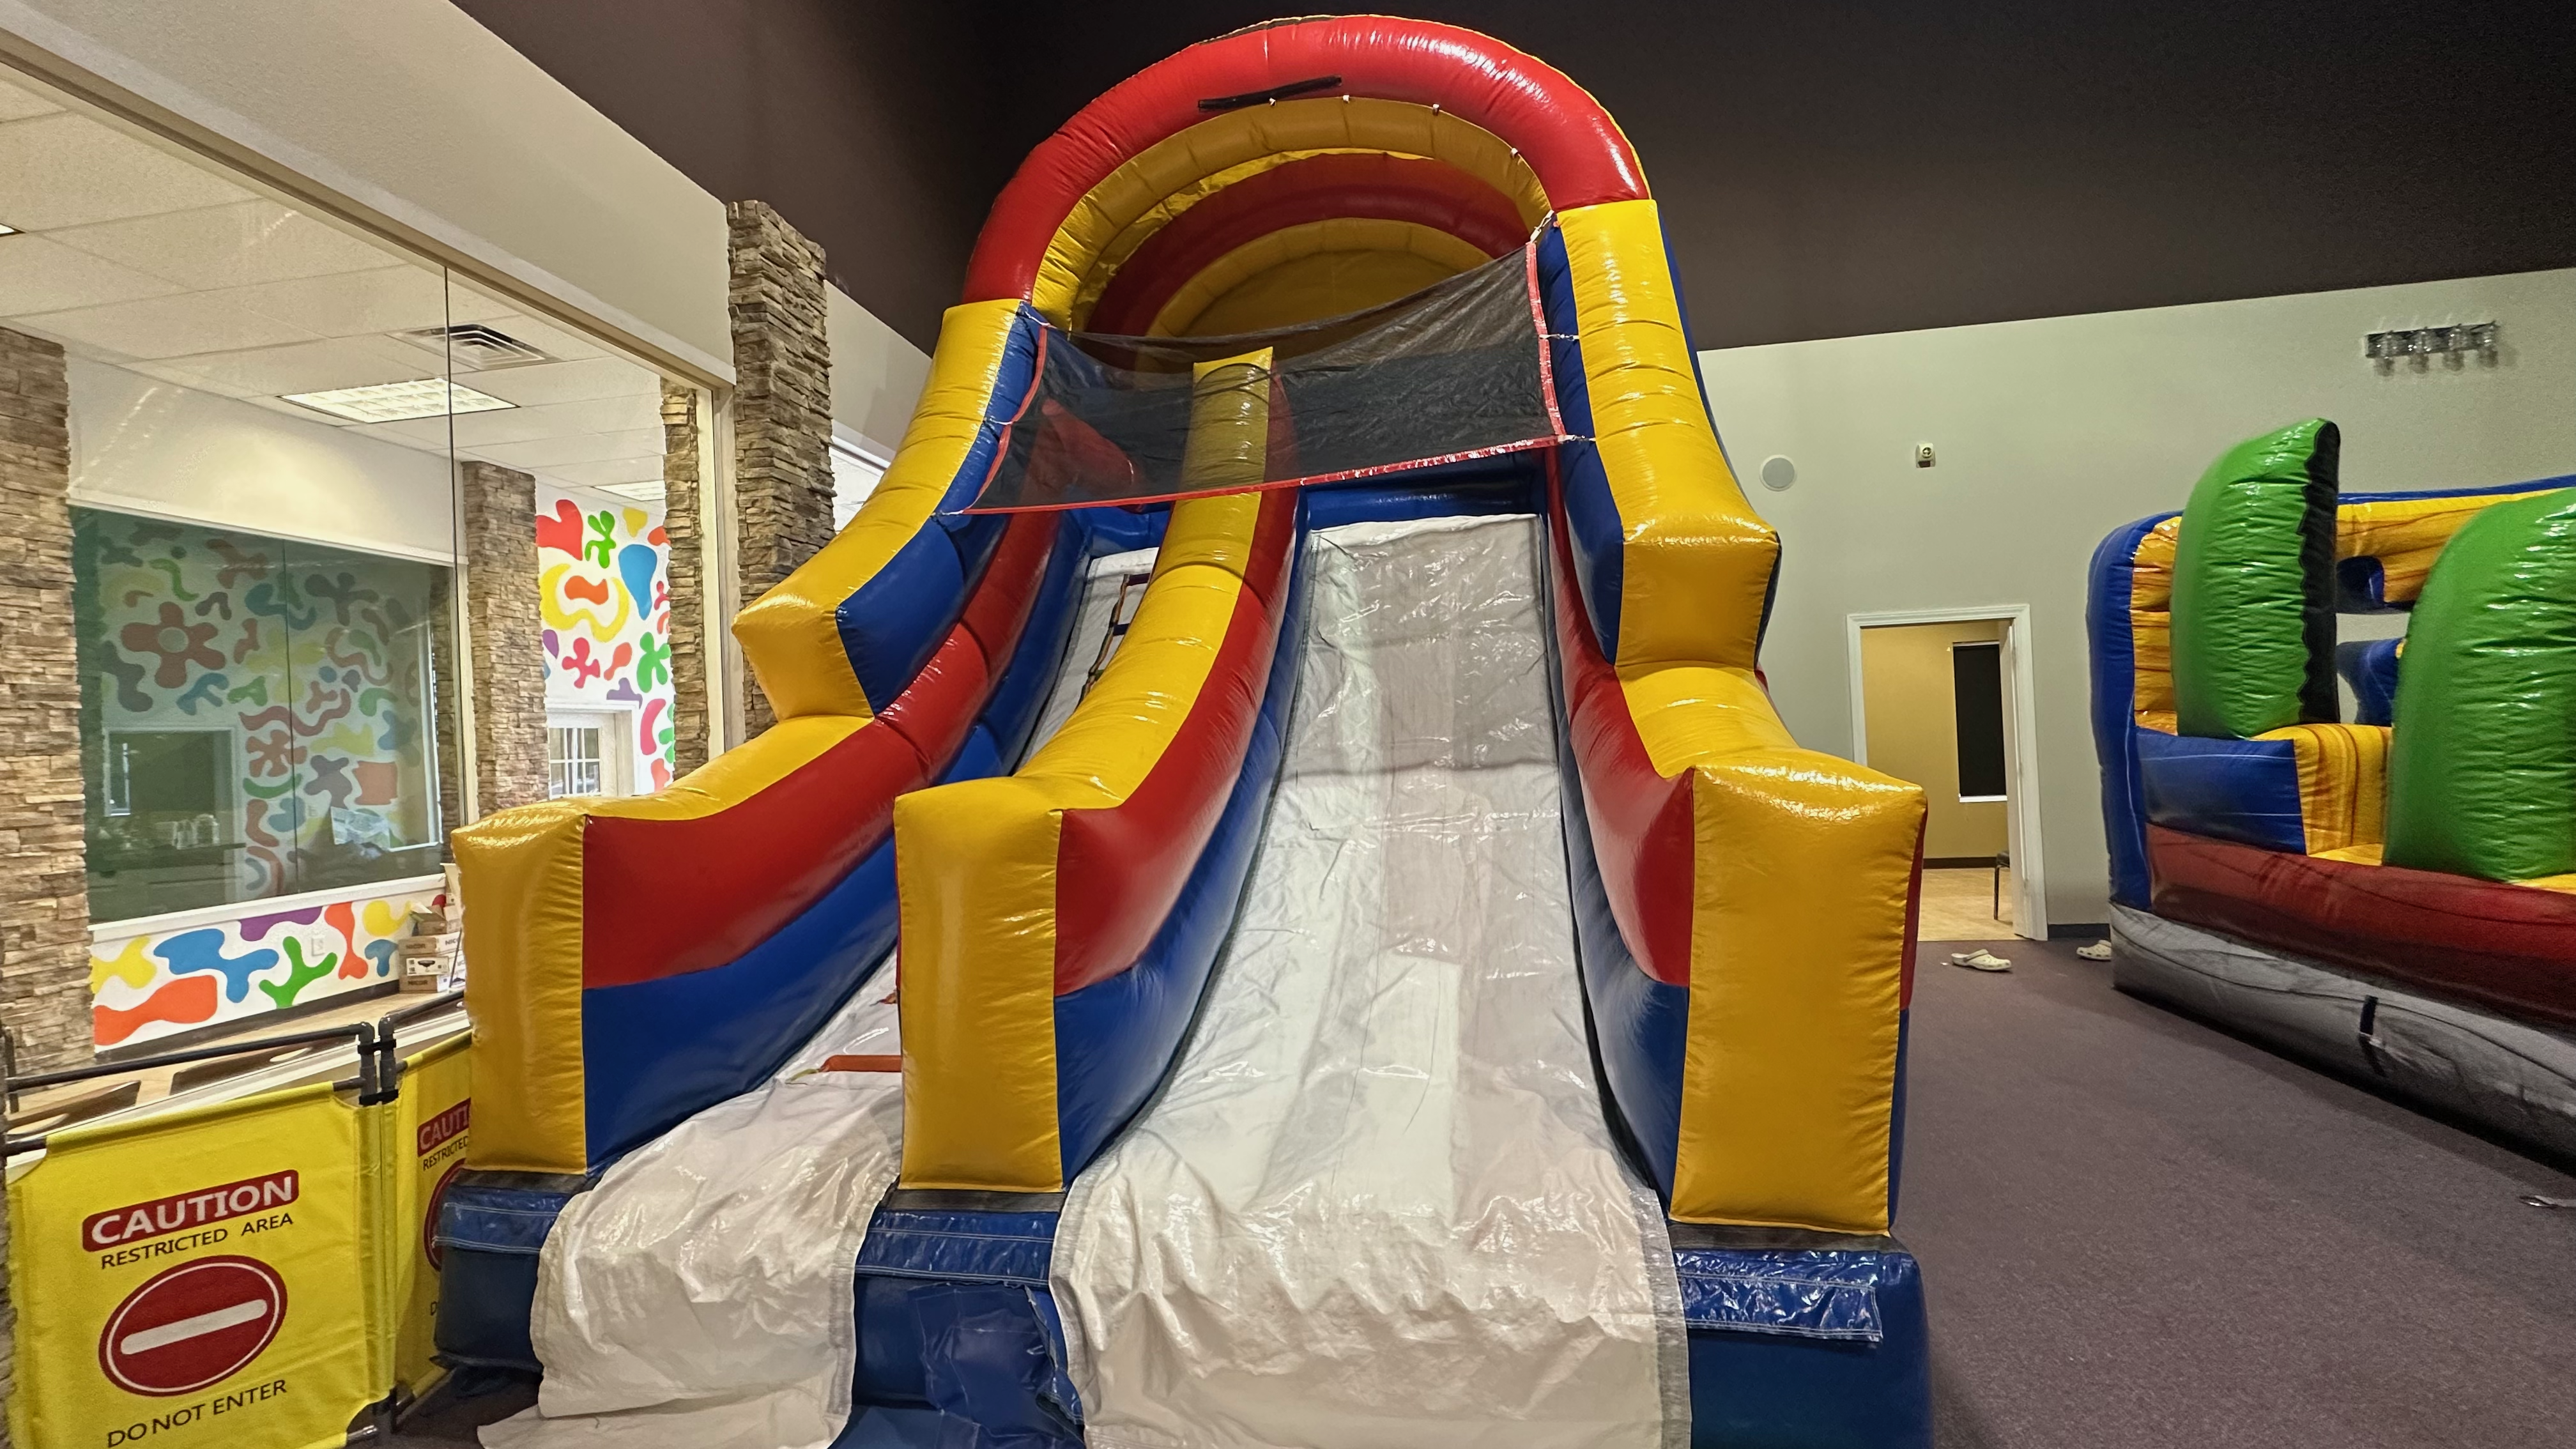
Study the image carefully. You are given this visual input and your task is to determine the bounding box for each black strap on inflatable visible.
[1199,74,1342,111]
[1666,1222,1906,1254]
[882,1187,1070,1214]
[2358,994,2390,1078]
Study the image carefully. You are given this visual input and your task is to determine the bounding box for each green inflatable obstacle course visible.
[2170,419,2342,739]
[2384,487,2576,882]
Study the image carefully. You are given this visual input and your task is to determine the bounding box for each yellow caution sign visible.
[8,1079,381,1449]
[387,1036,472,1401]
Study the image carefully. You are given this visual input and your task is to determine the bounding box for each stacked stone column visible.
[724,201,836,738]
[456,461,548,816]
[659,382,712,776]
[0,326,91,1077]
[1,325,84,1449]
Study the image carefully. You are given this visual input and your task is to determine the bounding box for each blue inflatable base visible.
[1680,1246,1932,1449]
[838,1201,1932,1449]
[432,1175,587,1372]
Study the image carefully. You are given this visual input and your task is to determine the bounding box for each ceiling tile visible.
[47,199,402,290]
[473,426,668,470]
[541,457,670,488]
[137,335,437,397]
[123,360,262,399]
[226,264,450,337]
[463,355,662,408]
[471,434,631,469]
[590,427,670,459]
[428,406,571,447]
[341,416,460,448]
[19,290,318,359]
[0,112,247,230]
[0,75,61,124]
[516,394,664,436]
[0,234,181,314]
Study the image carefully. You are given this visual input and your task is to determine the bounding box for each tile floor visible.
[1917,865,2016,940]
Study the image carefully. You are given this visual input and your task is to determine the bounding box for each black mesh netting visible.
[962,245,1563,513]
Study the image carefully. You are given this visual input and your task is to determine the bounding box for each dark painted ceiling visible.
[457,1,2576,354]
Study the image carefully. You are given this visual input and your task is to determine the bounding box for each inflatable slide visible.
[441,18,1933,1447]
[2091,420,2576,1158]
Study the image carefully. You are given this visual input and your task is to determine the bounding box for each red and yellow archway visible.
[965,16,1648,336]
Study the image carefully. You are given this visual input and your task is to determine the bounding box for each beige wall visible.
[829,286,930,461]
[1860,620,2007,859]
[1705,263,2576,926]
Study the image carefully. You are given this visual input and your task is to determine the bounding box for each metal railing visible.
[3,988,465,1158]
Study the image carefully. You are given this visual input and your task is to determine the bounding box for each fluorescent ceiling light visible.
[596,482,666,502]
[281,378,516,424]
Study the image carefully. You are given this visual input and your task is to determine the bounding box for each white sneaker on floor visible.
[1949,949,2012,972]
[2076,940,2113,961]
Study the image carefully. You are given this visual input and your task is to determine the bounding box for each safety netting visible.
[963,243,1565,513]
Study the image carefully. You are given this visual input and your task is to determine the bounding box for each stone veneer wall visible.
[0,326,80,1449]
[431,580,464,852]
[659,381,711,775]
[0,326,91,1078]
[724,201,836,738]
[457,461,547,816]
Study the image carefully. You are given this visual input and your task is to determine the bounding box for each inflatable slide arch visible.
[441,18,1933,1446]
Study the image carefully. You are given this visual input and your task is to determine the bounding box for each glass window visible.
[73,510,451,922]
[7,61,703,930]
[548,721,604,798]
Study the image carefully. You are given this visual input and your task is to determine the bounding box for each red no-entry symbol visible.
[98,1255,286,1396]
[424,1161,464,1270]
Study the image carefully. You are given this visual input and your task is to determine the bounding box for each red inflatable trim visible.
[2147,825,2576,1029]
[1022,401,1146,504]
[581,514,1057,990]
[1547,461,1692,986]
[965,16,1644,303]
[1899,829,1925,1009]
[1086,151,1531,335]
[1052,489,1300,994]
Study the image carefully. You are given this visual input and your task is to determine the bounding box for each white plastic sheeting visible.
[484,549,1146,1449]
[1054,513,1689,1449]
[481,974,901,1449]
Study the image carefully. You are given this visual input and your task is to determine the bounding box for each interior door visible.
[1997,618,2046,939]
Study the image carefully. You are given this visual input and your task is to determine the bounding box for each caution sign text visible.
[9,1080,378,1449]
[85,1172,300,1254]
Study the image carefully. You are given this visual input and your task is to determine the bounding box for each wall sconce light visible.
[2366,322,2498,367]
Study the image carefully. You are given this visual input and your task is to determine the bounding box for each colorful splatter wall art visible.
[537,485,676,790]
[71,507,455,1047]
[72,509,450,919]
[88,881,447,1050]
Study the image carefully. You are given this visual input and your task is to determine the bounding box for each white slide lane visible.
[1053,513,1689,1449]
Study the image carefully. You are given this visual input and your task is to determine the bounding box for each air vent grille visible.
[397,323,552,371]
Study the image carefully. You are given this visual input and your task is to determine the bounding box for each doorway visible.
[1847,608,2046,940]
